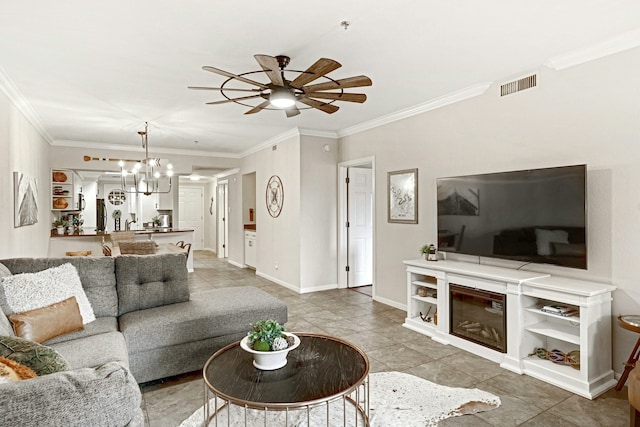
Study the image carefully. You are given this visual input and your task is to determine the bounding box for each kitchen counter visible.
[48,229,195,272]
[50,229,194,237]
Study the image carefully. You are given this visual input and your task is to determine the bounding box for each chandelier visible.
[120,122,173,196]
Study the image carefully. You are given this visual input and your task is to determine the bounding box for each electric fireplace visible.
[449,284,506,353]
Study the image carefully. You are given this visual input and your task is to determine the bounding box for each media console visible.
[402,259,616,399]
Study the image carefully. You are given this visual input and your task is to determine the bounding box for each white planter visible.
[56,226,65,235]
[240,332,300,370]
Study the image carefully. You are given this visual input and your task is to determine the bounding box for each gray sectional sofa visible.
[0,253,288,426]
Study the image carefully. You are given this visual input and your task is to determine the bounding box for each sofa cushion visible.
[44,316,118,345]
[115,254,189,315]
[0,263,95,324]
[9,296,84,343]
[0,335,70,376]
[50,331,129,370]
[0,263,11,278]
[120,286,287,354]
[0,362,143,427]
[0,257,118,318]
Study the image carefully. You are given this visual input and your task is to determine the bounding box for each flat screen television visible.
[436,164,587,269]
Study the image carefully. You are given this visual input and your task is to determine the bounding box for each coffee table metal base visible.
[204,378,369,426]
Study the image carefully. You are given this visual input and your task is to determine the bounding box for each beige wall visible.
[0,89,51,258]
[339,46,640,375]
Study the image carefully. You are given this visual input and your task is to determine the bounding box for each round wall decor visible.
[108,189,126,205]
[266,175,284,218]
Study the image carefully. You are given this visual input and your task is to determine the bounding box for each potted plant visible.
[240,319,300,370]
[420,244,430,260]
[52,219,68,235]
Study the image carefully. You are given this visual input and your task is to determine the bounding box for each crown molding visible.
[0,65,54,144]
[239,127,301,157]
[545,28,640,70]
[214,168,240,178]
[338,82,491,138]
[50,139,241,158]
[298,128,338,139]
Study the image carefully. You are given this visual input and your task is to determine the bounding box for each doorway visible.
[178,186,204,250]
[217,181,228,258]
[338,157,375,292]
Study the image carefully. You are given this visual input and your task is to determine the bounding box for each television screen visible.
[436,165,586,269]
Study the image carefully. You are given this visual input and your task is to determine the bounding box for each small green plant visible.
[247,320,288,352]
[52,219,69,228]
[420,244,430,255]
[151,215,160,226]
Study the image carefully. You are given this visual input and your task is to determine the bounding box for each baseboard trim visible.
[256,271,299,293]
[373,295,406,311]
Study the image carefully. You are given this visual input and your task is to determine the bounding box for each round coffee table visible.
[203,333,370,426]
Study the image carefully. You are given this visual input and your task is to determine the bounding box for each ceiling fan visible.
[189,54,372,117]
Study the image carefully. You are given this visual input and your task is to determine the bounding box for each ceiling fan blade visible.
[244,100,271,115]
[290,58,342,89]
[188,86,261,93]
[202,66,269,89]
[304,92,367,103]
[285,105,300,118]
[254,55,284,87]
[302,75,372,93]
[206,94,263,105]
[298,97,339,114]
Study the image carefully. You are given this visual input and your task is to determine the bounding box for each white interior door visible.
[179,186,204,250]
[217,181,228,258]
[348,167,373,287]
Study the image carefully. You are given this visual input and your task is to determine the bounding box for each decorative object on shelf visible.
[14,171,38,227]
[420,307,433,323]
[388,168,418,224]
[427,244,437,261]
[112,209,122,231]
[52,171,67,183]
[189,54,372,118]
[119,122,173,196]
[529,347,580,370]
[240,319,299,370]
[266,175,284,218]
[419,244,430,260]
[418,287,428,297]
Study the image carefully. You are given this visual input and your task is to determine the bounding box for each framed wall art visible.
[388,168,418,224]
[14,171,39,227]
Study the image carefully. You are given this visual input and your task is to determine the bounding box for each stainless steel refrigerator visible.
[96,198,107,233]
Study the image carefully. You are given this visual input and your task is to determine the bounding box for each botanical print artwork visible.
[14,171,38,227]
[388,169,418,223]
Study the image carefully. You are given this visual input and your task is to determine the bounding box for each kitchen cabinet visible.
[244,231,256,268]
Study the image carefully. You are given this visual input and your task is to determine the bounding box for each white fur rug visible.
[180,371,500,427]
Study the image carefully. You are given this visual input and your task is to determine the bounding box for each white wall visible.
[233,133,339,292]
[300,136,339,291]
[339,46,640,375]
[0,89,51,258]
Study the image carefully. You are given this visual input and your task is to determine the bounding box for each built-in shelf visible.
[524,321,580,345]
[524,306,581,324]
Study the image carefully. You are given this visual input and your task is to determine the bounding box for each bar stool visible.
[616,315,640,391]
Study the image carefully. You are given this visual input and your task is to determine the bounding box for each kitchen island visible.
[49,229,194,272]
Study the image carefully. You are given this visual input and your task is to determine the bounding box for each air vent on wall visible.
[500,74,537,97]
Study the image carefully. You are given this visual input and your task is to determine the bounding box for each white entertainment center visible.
[402,258,616,399]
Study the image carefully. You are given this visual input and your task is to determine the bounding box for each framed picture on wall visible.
[388,168,418,224]
[14,171,39,227]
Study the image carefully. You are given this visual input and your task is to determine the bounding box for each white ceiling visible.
[1,1,640,157]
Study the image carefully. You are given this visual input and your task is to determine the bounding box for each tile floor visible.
[140,251,630,426]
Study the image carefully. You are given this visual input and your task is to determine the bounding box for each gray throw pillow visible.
[0,262,11,278]
[0,335,70,375]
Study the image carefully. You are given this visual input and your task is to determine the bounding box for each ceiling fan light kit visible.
[189,54,372,117]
